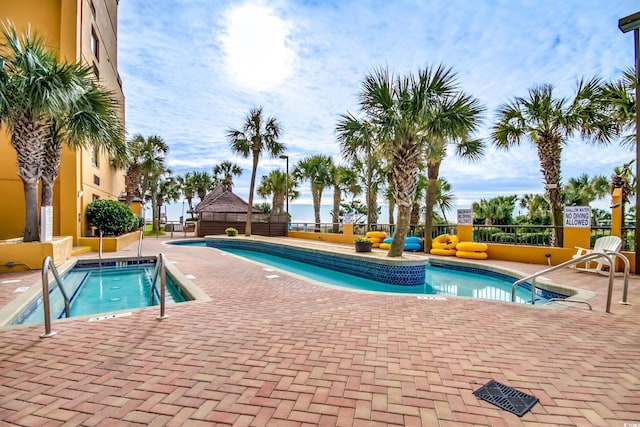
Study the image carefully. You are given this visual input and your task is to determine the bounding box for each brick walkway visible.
[0,236,638,426]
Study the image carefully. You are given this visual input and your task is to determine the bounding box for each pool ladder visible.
[40,256,70,338]
[150,253,169,320]
[510,251,630,313]
[40,253,168,338]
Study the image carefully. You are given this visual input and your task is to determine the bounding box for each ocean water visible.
[150,202,390,224]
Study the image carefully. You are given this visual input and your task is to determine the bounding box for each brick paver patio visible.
[0,235,638,426]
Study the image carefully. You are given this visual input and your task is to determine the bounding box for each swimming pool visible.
[169,238,569,304]
[13,258,193,325]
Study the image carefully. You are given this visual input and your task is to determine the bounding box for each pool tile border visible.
[204,237,428,286]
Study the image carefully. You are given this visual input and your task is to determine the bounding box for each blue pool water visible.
[171,240,557,304]
[15,263,188,325]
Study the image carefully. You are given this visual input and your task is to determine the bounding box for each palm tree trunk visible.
[272,192,284,215]
[366,165,379,226]
[246,154,259,236]
[312,186,322,232]
[41,134,62,207]
[537,138,563,246]
[388,140,420,257]
[423,162,441,253]
[390,205,411,256]
[332,186,341,233]
[549,189,564,246]
[151,196,159,232]
[41,177,55,208]
[22,179,40,242]
[125,167,140,205]
[367,187,379,226]
[12,118,47,242]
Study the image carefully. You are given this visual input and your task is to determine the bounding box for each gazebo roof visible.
[194,183,260,214]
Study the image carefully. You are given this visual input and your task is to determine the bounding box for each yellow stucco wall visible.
[289,223,636,273]
[288,231,360,245]
[77,231,141,252]
[0,236,73,272]
[0,0,125,244]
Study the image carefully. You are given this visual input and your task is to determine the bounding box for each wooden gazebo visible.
[194,183,287,237]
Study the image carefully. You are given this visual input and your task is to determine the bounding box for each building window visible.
[92,62,99,79]
[90,27,99,60]
[90,1,96,18]
[91,146,99,167]
[92,194,100,202]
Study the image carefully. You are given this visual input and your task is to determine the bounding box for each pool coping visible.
[0,255,211,329]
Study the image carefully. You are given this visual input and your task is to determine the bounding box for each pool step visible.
[71,246,92,256]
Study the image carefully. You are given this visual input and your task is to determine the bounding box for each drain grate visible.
[473,380,538,417]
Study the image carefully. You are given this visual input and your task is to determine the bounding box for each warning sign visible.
[564,206,591,228]
[457,209,473,225]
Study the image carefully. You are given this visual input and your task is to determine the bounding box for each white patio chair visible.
[570,235,622,275]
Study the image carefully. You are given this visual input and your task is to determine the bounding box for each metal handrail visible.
[137,228,143,264]
[511,251,630,313]
[149,253,168,320]
[40,256,70,338]
[99,230,103,265]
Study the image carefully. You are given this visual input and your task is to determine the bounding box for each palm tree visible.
[190,171,214,202]
[42,76,123,207]
[422,89,484,252]
[412,177,454,226]
[356,65,475,256]
[118,135,169,209]
[562,174,609,206]
[227,107,284,236]
[213,160,242,189]
[257,169,298,215]
[519,193,551,225]
[472,195,518,225]
[177,172,196,215]
[491,78,617,246]
[115,134,169,231]
[330,165,361,233]
[602,68,636,148]
[0,23,123,241]
[336,115,385,226]
[156,176,181,225]
[431,178,455,224]
[292,155,334,231]
[611,160,635,223]
[356,67,422,256]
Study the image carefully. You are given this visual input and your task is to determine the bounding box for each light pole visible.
[279,154,289,217]
[618,11,640,273]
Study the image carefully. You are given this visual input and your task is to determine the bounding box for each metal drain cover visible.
[473,380,538,416]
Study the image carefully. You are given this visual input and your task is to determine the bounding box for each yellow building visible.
[0,0,125,244]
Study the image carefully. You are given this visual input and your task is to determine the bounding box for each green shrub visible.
[86,200,136,236]
[491,233,515,243]
[134,215,145,229]
[517,232,552,246]
[475,227,502,241]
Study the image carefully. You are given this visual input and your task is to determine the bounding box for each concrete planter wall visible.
[0,236,73,272]
[77,230,141,252]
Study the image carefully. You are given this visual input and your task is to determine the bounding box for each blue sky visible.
[118,0,638,219]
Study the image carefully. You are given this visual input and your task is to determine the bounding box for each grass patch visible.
[143,224,166,237]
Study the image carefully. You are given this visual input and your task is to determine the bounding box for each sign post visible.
[40,206,53,242]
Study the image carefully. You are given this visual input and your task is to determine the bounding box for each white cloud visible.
[218,1,297,92]
[118,0,636,221]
